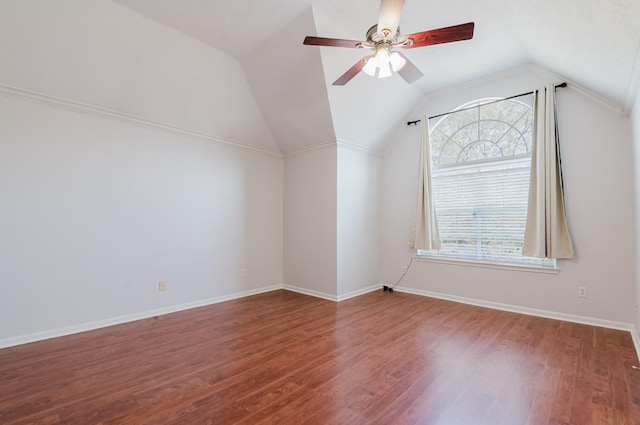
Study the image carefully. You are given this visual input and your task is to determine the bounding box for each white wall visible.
[0,95,283,342]
[283,146,337,297]
[631,92,640,332]
[337,144,381,297]
[0,0,278,154]
[380,67,637,324]
[0,0,284,345]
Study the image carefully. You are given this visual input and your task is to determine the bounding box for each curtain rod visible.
[406,82,567,126]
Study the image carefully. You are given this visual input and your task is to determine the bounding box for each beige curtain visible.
[410,116,441,251]
[523,84,574,259]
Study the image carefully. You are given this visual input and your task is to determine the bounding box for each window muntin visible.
[419,97,556,269]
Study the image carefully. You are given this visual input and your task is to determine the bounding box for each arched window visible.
[422,96,555,268]
[431,97,532,166]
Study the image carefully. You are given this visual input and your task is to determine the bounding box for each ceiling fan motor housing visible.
[366,24,400,44]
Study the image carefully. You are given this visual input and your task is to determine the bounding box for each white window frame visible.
[418,97,557,271]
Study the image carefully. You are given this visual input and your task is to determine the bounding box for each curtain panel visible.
[410,116,441,251]
[522,84,574,259]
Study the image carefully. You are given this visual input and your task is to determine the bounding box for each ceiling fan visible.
[303,0,474,86]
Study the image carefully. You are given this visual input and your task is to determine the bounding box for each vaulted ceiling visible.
[112,0,640,154]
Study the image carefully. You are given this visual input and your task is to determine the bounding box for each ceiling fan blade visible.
[303,36,364,48]
[395,53,424,84]
[403,22,475,49]
[333,55,373,86]
[377,0,405,38]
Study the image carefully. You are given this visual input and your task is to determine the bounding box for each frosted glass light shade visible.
[362,46,403,79]
[362,58,377,76]
[375,48,390,68]
[389,52,406,72]
[378,63,392,78]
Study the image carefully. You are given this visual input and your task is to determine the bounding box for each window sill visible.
[415,256,560,274]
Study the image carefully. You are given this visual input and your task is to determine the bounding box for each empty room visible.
[2,0,640,424]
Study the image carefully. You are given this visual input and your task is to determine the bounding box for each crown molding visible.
[623,36,640,116]
[417,64,625,117]
[383,63,630,159]
[282,139,384,159]
[283,140,337,158]
[336,139,383,158]
[0,84,284,159]
[527,64,626,116]
[422,63,536,102]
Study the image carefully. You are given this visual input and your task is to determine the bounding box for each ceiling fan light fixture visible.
[378,63,393,78]
[362,57,377,76]
[389,51,406,72]
[363,44,394,79]
[374,46,391,68]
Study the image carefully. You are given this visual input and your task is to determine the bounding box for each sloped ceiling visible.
[241,9,336,154]
[113,0,640,154]
[1,0,281,154]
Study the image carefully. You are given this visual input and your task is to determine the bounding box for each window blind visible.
[421,156,556,268]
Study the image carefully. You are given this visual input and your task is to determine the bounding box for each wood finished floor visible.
[1,290,640,425]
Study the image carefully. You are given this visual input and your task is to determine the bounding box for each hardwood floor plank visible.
[1,290,639,424]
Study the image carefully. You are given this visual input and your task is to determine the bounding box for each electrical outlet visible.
[242,267,248,278]
[158,281,167,292]
[578,286,587,298]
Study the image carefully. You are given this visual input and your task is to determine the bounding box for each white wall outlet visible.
[578,286,587,298]
[242,267,248,278]
[158,281,167,292]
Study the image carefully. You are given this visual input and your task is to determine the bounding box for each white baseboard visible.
[0,285,283,349]
[630,326,640,363]
[282,284,337,302]
[337,284,381,301]
[282,283,381,302]
[0,283,376,349]
[6,283,639,365]
[395,286,636,333]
